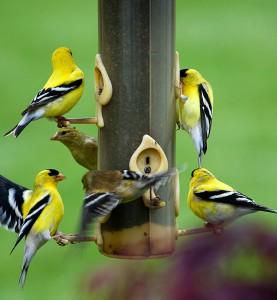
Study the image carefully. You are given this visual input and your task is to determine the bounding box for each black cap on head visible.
[48,169,59,176]
[180,69,189,77]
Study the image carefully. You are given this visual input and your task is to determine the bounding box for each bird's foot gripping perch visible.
[53,233,70,246]
[205,222,224,235]
[52,233,97,246]
[54,116,98,128]
[54,117,71,128]
[143,195,166,208]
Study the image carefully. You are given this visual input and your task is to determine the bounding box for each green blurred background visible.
[0,0,276,298]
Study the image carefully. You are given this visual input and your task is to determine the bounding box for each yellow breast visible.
[179,86,200,129]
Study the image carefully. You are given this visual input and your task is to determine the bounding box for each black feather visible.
[0,175,29,233]
[48,169,59,176]
[21,78,83,115]
[195,190,277,213]
[81,192,120,232]
[199,84,212,154]
[180,69,189,77]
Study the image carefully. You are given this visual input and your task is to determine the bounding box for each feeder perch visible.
[94,53,113,128]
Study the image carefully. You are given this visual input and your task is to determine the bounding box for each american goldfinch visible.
[51,127,98,170]
[81,169,173,232]
[4,169,66,287]
[188,168,277,232]
[178,69,213,168]
[4,47,84,138]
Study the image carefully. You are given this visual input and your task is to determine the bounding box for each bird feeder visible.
[97,0,177,258]
[52,0,215,255]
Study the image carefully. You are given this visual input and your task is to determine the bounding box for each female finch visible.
[51,127,98,170]
[81,169,174,232]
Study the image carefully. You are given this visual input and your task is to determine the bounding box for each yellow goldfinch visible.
[179,69,214,168]
[4,47,84,138]
[51,127,98,170]
[188,168,277,232]
[81,169,173,232]
[5,169,66,287]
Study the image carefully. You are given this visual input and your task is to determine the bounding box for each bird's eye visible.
[61,131,67,135]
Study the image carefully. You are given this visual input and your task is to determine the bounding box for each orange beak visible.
[50,133,59,141]
[56,173,66,181]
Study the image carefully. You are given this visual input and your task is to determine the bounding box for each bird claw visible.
[53,233,97,245]
[53,234,70,246]
[144,196,166,209]
[205,223,224,235]
[55,117,71,128]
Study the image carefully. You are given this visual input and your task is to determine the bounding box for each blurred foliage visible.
[0,0,276,299]
[81,226,277,300]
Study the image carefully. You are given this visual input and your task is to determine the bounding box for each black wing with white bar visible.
[21,78,83,115]
[199,83,213,154]
[10,194,51,253]
[194,189,277,212]
[0,175,32,233]
[81,192,121,232]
